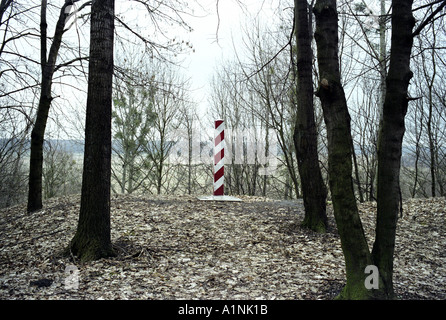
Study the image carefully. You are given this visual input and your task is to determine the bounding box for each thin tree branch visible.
[246,11,295,81]
[412,0,446,37]
[54,56,88,72]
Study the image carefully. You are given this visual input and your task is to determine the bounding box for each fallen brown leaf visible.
[0,194,444,300]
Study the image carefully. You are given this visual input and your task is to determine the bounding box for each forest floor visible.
[0,194,445,300]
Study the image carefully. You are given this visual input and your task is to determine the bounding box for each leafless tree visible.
[28,0,91,213]
[69,0,116,262]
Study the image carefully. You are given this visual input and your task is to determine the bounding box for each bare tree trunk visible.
[27,0,71,212]
[187,125,193,195]
[262,116,270,197]
[313,0,376,299]
[411,131,421,198]
[351,138,364,203]
[68,0,115,262]
[373,0,415,299]
[378,0,387,126]
[423,28,437,197]
[293,0,327,232]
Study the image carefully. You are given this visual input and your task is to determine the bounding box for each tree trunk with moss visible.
[293,0,328,233]
[314,0,420,299]
[313,0,379,299]
[372,0,415,299]
[68,0,115,262]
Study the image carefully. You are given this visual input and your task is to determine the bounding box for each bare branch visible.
[412,0,446,37]
[54,56,88,72]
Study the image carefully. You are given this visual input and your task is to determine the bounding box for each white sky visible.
[28,0,281,139]
[175,0,279,115]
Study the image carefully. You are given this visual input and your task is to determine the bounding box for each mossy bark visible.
[313,0,417,299]
[293,0,327,233]
[336,276,386,300]
[373,0,415,299]
[68,0,116,263]
[313,0,378,299]
[69,231,115,263]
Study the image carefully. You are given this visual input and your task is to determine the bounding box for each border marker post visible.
[213,119,225,196]
[198,120,241,202]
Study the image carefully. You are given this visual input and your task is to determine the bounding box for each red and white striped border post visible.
[213,120,224,196]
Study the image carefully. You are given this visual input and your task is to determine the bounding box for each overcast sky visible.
[48,0,281,139]
[178,0,279,116]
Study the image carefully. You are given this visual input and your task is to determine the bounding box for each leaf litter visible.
[0,194,444,300]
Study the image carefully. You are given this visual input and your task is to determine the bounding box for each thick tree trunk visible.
[69,0,115,262]
[293,0,327,233]
[313,0,379,299]
[27,1,70,213]
[372,0,415,299]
